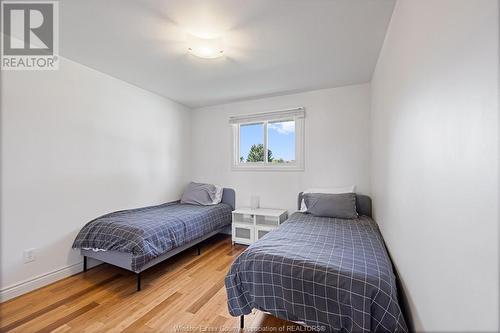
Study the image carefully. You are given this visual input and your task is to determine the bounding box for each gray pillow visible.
[180,182,218,205]
[304,193,358,219]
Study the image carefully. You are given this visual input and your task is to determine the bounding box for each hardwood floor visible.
[0,234,304,332]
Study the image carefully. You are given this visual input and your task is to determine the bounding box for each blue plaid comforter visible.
[73,202,232,271]
[225,212,407,333]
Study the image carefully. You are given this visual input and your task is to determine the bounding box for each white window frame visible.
[230,107,305,171]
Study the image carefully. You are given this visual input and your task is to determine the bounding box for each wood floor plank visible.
[121,292,182,333]
[183,240,230,271]
[0,266,113,320]
[209,315,228,328]
[190,287,229,329]
[7,286,125,333]
[0,274,122,333]
[55,277,134,331]
[185,280,225,314]
[187,247,241,284]
[80,321,104,333]
[50,324,72,333]
[34,302,99,333]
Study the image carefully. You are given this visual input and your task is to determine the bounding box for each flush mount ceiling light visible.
[187,34,224,59]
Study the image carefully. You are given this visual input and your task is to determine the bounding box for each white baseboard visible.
[0,262,83,302]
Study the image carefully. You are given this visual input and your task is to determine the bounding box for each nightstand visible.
[232,208,288,245]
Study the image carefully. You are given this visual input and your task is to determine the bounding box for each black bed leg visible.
[137,272,141,291]
[240,315,244,329]
[197,245,201,256]
[83,256,87,272]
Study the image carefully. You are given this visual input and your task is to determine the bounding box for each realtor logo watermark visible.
[1,1,59,70]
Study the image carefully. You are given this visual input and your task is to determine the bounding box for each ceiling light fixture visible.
[187,34,224,59]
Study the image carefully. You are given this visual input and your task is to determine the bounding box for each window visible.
[230,108,305,170]
[268,120,296,164]
[239,123,265,163]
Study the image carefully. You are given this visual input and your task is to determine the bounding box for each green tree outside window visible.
[246,144,273,162]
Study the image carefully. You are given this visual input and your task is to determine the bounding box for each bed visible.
[73,188,235,291]
[225,193,408,333]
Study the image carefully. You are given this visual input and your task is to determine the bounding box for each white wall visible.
[191,84,371,213]
[0,57,192,300]
[371,0,499,331]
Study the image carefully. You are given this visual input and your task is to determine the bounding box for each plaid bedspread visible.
[225,212,407,333]
[73,202,232,271]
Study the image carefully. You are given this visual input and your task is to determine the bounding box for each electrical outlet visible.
[24,248,36,263]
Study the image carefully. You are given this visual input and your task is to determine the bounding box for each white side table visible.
[232,207,288,245]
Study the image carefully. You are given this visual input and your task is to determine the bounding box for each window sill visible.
[231,164,304,172]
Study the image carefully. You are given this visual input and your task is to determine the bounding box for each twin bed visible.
[72,188,235,291]
[225,193,408,332]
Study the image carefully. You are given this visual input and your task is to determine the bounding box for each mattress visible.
[225,212,407,333]
[73,202,232,271]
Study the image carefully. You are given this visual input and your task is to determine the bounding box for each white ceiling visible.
[60,0,395,108]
